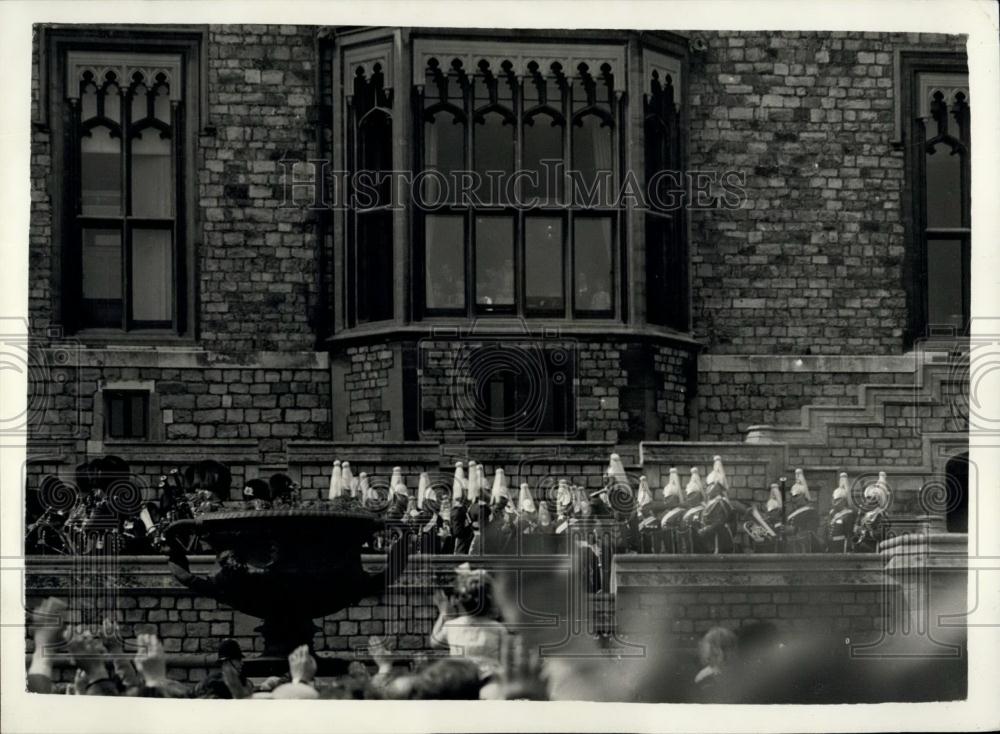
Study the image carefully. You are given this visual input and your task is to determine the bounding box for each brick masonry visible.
[25,28,969,527]
[687,31,966,357]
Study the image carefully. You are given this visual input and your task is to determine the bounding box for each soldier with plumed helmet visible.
[784,468,819,553]
[741,484,784,553]
[853,476,890,552]
[679,467,707,553]
[658,467,686,554]
[825,472,857,553]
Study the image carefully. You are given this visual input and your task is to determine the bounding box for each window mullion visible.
[122,86,132,332]
[465,73,474,318]
[516,73,525,319]
[564,75,573,319]
[171,98,183,333]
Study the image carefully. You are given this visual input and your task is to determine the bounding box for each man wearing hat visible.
[680,468,708,553]
[853,481,890,552]
[194,638,252,699]
[784,469,819,553]
[242,478,272,511]
[825,473,857,553]
[630,476,662,553]
[742,484,784,553]
[698,481,736,554]
[657,468,685,554]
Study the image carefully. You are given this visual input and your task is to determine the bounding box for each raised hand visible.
[433,588,451,614]
[220,659,251,699]
[368,635,393,673]
[31,596,68,650]
[133,633,168,688]
[73,669,89,696]
[287,644,317,685]
[498,634,547,700]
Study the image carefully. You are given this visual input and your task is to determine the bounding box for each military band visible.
[330,455,899,556]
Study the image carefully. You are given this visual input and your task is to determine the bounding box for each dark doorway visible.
[945,452,969,533]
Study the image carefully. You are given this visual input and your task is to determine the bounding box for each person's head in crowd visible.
[411,658,481,699]
[242,478,271,508]
[75,459,98,495]
[184,460,232,504]
[194,637,248,699]
[268,472,297,504]
[383,674,417,699]
[451,564,499,619]
[698,626,737,675]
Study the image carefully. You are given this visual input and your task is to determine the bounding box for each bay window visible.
[415,43,626,320]
[335,31,688,332]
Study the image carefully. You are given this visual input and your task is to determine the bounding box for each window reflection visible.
[424,111,464,204]
[925,145,962,229]
[523,114,563,204]
[525,217,563,312]
[574,217,613,313]
[360,109,393,207]
[425,215,466,310]
[474,112,514,204]
[131,229,173,322]
[927,239,965,328]
[131,131,172,218]
[81,127,122,216]
[104,84,121,124]
[355,211,394,322]
[81,227,122,327]
[130,83,148,122]
[475,216,515,308]
[572,114,613,201]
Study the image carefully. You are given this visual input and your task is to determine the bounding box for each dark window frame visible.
[900,51,971,344]
[461,344,576,439]
[346,63,395,327]
[104,389,150,440]
[43,27,203,340]
[643,67,688,331]
[414,52,622,322]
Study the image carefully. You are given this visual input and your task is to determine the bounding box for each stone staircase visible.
[744,360,966,463]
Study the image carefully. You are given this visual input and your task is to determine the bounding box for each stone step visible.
[745,361,962,447]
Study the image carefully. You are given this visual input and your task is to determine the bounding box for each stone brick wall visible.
[27,25,333,485]
[697,366,919,441]
[687,31,966,356]
[198,24,320,354]
[652,343,695,440]
[412,338,696,444]
[29,25,323,349]
[340,344,395,441]
[613,554,894,649]
[29,28,54,331]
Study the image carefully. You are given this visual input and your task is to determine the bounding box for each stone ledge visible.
[698,353,926,374]
[612,553,889,592]
[53,348,330,370]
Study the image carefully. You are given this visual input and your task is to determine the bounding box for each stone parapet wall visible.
[612,553,892,647]
[26,551,896,681]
